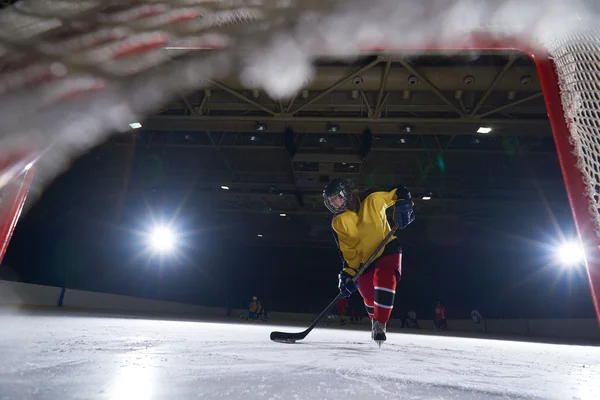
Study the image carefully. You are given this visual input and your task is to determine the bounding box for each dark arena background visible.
[0,1,599,399]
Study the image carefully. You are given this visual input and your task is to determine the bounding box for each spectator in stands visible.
[248,296,258,320]
[337,297,348,325]
[408,309,420,329]
[434,301,448,331]
[256,300,267,321]
[399,311,408,328]
[471,308,484,332]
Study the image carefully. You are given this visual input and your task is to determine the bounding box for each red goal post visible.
[0,0,598,324]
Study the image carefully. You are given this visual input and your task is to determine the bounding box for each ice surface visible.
[0,311,599,400]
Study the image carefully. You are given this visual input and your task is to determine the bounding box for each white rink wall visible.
[0,279,599,341]
[63,288,224,317]
[0,280,63,307]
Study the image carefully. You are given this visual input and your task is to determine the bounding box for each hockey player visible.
[323,178,415,346]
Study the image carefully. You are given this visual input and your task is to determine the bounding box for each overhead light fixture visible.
[255,122,267,131]
[129,122,142,129]
[257,234,263,237]
[250,135,259,142]
[422,196,431,200]
[398,138,407,144]
[220,185,230,190]
[477,126,492,134]
[326,123,339,133]
[148,225,176,253]
[556,241,585,266]
[319,137,328,143]
[279,213,287,217]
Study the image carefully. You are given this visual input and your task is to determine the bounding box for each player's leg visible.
[373,254,401,323]
[371,253,402,344]
[356,269,375,320]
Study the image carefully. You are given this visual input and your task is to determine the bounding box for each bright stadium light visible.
[129,122,142,129]
[149,226,175,252]
[556,241,585,266]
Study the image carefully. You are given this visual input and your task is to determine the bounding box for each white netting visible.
[548,26,600,236]
[0,0,599,234]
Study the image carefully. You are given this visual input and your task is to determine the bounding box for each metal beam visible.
[292,153,363,163]
[290,57,381,115]
[209,80,277,116]
[165,99,547,116]
[478,92,544,118]
[469,56,517,118]
[144,115,552,136]
[172,97,238,179]
[109,142,556,155]
[373,60,392,118]
[396,57,466,117]
[206,130,236,180]
[360,91,374,117]
[147,114,546,125]
[198,65,541,92]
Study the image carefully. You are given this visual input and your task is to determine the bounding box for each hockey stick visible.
[270,224,399,343]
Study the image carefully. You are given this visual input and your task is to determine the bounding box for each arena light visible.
[149,226,175,253]
[422,196,431,200]
[556,241,585,266]
[220,185,230,190]
[129,122,142,129]
[477,126,492,134]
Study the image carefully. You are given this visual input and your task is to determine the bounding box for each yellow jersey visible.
[331,188,403,277]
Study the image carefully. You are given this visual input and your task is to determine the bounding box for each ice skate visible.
[371,319,387,348]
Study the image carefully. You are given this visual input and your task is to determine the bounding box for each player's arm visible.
[331,218,361,277]
[331,217,361,297]
[375,184,416,229]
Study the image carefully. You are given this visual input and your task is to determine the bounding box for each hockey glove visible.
[395,187,415,229]
[338,270,358,298]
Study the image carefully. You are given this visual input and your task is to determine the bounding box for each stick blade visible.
[270,330,305,343]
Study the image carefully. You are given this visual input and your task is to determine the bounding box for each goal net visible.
[0,0,598,321]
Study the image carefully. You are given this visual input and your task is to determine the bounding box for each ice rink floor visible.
[1,310,599,400]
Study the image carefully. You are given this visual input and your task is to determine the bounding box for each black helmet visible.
[323,178,355,213]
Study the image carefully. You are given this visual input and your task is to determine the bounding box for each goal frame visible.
[0,34,598,324]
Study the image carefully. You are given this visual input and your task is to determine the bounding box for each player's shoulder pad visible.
[331,213,346,230]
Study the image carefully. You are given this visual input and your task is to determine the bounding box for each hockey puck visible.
[272,338,296,344]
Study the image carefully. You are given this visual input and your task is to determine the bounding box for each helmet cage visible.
[324,186,352,213]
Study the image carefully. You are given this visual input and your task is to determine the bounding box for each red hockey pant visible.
[356,253,401,324]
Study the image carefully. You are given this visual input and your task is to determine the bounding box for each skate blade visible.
[375,340,384,349]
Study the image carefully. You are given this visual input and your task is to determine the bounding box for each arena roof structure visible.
[78,51,565,248]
